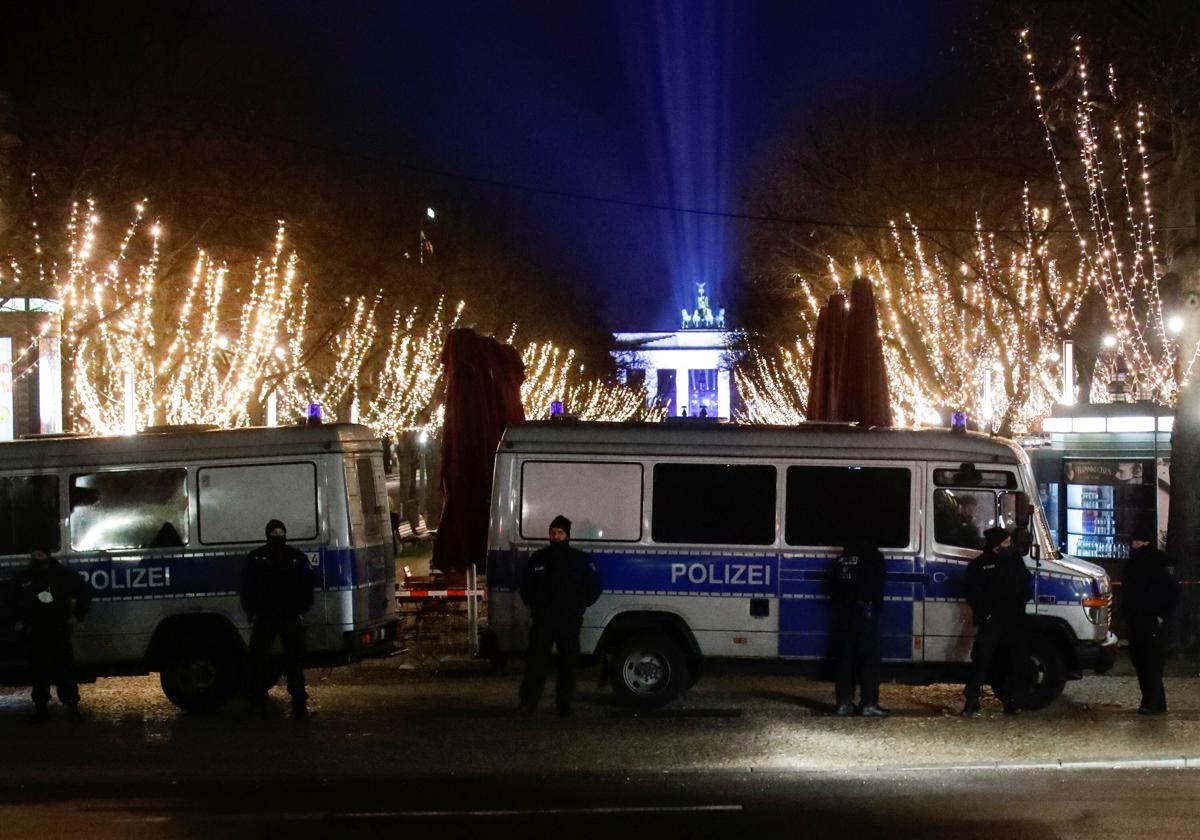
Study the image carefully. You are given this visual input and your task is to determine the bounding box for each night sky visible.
[2,1,965,332]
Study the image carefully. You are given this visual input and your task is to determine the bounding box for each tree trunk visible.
[0,91,21,251]
[1168,388,1200,650]
[1166,115,1200,651]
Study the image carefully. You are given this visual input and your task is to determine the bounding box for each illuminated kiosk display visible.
[611,283,740,419]
[0,297,63,440]
[1026,402,1172,577]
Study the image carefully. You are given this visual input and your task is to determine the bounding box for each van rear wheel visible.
[610,632,690,711]
[159,644,238,713]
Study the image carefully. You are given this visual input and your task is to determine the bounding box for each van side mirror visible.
[1031,543,1041,561]
[1013,491,1031,529]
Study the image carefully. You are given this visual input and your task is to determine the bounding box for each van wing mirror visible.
[1013,491,1031,529]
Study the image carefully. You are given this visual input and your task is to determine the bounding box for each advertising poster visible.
[0,337,12,441]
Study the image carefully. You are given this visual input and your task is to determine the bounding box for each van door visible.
[343,453,393,625]
[0,474,63,675]
[923,463,1026,663]
[778,461,922,662]
[67,467,191,664]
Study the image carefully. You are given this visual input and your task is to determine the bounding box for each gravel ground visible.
[2,648,1200,783]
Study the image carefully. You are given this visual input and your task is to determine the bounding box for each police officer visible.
[962,527,1032,715]
[241,519,316,717]
[831,538,886,716]
[1122,525,1178,715]
[518,514,601,716]
[8,548,93,721]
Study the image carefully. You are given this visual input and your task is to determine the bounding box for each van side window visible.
[198,463,318,544]
[520,461,643,541]
[70,469,189,551]
[0,475,60,554]
[356,456,384,541]
[933,489,995,549]
[652,463,776,545]
[785,466,910,548]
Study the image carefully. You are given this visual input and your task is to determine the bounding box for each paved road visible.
[1,769,1198,839]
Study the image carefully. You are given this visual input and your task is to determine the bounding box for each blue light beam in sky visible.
[623,0,752,327]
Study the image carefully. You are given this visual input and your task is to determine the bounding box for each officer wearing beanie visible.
[962,526,1032,715]
[1122,525,1178,714]
[240,519,316,716]
[518,514,601,716]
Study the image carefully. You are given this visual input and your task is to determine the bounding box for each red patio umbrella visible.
[833,277,892,427]
[806,292,848,421]
[432,329,525,575]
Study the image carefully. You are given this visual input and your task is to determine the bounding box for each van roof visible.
[0,423,381,470]
[500,422,1026,465]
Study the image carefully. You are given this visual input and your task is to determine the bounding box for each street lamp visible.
[419,207,436,265]
[1167,315,1184,335]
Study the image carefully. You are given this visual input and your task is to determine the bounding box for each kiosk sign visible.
[0,337,12,441]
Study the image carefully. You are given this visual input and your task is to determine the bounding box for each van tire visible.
[610,632,690,711]
[1017,633,1067,711]
[159,643,238,713]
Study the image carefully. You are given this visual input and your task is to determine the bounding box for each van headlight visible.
[1082,595,1111,626]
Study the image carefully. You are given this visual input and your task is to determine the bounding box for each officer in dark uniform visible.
[962,527,1033,716]
[1122,525,1179,715]
[8,548,93,721]
[830,538,886,716]
[240,519,316,717]
[518,514,602,717]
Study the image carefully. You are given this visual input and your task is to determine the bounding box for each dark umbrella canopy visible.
[807,292,848,421]
[433,329,526,574]
[833,278,893,427]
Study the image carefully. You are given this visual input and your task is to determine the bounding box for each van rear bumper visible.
[1076,631,1118,675]
[345,619,399,661]
[308,620,398,666]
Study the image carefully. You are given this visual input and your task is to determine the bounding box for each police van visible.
[486,422,1118,710]
[0,423,397,711]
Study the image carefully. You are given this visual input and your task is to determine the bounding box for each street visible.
[2,768,1199,839]
[2,653,1200,837]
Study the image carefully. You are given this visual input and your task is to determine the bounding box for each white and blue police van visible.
[485,421,1118,710]
[0,423,397,711]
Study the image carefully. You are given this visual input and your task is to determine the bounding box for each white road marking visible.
[118,803,743,822]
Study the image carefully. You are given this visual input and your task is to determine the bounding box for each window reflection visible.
[70,469,189,550]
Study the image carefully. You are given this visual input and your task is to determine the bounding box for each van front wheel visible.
[610,632,690,711]
[1017,634,1066,711]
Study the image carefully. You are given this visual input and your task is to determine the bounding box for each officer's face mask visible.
[268,532,287,546]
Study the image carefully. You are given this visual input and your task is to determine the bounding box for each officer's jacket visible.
[830,547,885,608]
[1122,545,1179,624]
[964,549,1032,625]
[7,558,93,630]
[519,542,601,623]
[240,541,316,619]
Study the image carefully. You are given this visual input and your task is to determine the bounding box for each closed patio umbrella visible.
[433,329,525,574]
[833,277,892,427]
[807,292,848,421]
